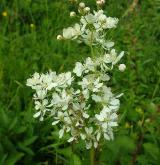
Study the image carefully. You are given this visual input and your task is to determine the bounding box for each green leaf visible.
[143,143,160,160]
[70,154,82,165]
[58,147,72,158]
[5,152,24,165]
[22,136,38,146]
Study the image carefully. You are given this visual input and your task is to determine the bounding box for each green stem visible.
[90,147,95,165]
[90,31,94,57]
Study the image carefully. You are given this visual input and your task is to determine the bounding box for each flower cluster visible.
[27,2,126,149]
[59,4,118,51]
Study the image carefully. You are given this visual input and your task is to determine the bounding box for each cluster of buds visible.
[78,2,91,14]
[27,1,126,149]
[96,0,106,6]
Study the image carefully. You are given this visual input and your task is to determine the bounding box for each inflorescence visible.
[27,1,126,149]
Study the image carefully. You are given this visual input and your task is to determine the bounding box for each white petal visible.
[102,122,108,129]
[110,113,118,120]
[104,133,110,140]
[80,134,86,140]
[95,114,104,121]
[52,120,59,125]
[92,94,102,102]
[33,111,41,118]
[94,141,98,148]
[108,122,118,127]
[96,132,101,141]
[86,141,92,149]
[59,129,64,138]
[110,99,119,106]
[67,137,75,142]
[83,112,89,118]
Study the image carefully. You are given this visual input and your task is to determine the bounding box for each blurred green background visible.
[0,0,160,164]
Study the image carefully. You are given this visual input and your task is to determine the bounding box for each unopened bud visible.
[79,2,85,8]
[70,11,76,17]
[118,64,126,72]
[84,7,90,13]
[96,0,105,5]
[57,35,63,40]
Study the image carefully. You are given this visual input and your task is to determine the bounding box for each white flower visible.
[33,99,49,121]
[80,133,86,140]
[95,106,118,132]
[119,64,126,72]
[85,127,93,136]
[81,14,95,25]
[34,90,47,100]
[73,62,84,77]
[35,99,48,111]
[86,141,92,149]
[105,17,119,29]
[63,27,74,39]
[92,94,102,102]
[55,72,73,88]
[93,78,103,92]
[82,89,90,99]
[85,57,95,72]
[72,24,82,39]
[26,72,41,89]
[51,90,71,110]
[98,14,107,23]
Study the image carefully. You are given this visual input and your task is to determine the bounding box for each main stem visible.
[90,147,95,165]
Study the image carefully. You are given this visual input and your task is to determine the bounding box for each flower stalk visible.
[90,147,95,165]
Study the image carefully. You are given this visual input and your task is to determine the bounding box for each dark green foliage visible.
[0,0,159,164]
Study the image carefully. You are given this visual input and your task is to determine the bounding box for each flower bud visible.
[2,11,8,17]
[30,23,35,28]
[70,11,76,17]
[79,2,85,8]
[96,0,105,5]
[84,7,90,13]
[57,35,63,40]
[118,64,126,72]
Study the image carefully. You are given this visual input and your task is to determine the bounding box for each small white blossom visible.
[63,27,75,39]
[119,64,126,72]
[73,62,84,77]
